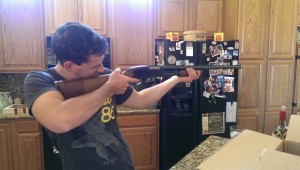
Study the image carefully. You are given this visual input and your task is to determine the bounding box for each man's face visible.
[71,54,105,78]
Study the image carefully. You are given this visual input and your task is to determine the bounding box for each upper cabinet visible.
[156,0,193,36]
[0,0,46,72]
[108,0,154,69]
[194,0,224,39]
[44,0,107,35]
[156,0,223,39]
[268,0,296,59]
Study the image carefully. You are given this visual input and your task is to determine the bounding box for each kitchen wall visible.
[0,73,27,103]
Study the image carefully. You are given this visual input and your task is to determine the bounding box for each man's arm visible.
[122,68,201,109]
[31,68,139,134]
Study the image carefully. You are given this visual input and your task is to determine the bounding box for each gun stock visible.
[55,65,241,99]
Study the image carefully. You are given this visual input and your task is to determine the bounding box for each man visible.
[24,21,201,170]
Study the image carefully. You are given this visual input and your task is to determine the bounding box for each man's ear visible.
[63,61,74,70]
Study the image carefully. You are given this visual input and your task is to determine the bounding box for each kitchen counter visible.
[0,106,159,120]
[117,106,160,115]
[170,135,230,170]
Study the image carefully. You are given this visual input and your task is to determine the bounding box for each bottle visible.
[272,106,288,139]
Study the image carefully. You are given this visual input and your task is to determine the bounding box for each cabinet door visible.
[157,0,193,37]
[11,120,43,170]
[237,60,266,132]
[194,0,224,39]
[45,0,107,35]
[118,113,159,170]
[225,0,271,59]
[120,126,158,170]
[268,0,297,59]
[0,0,46,72]
[44,0,78,35]
[293,57,300,114]
[0,123,13,170]
[265,60,295,112]
[80,0,107,35]
[108,0,154,69]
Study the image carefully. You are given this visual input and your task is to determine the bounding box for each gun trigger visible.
[135,80,143,86]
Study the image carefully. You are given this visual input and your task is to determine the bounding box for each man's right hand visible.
[106,68,139,94]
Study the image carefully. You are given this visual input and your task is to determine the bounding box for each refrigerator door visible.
[197,40,239,142]
[159,82,197,170]
[159,40,200,170]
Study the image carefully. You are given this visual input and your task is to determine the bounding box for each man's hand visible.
[106,68,140,94]
[177,68,202,83]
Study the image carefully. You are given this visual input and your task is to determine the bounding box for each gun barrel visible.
[159,65,241,70]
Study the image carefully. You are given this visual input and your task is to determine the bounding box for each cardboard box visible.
[183,30,206,41]
[197,130,283,170]
[256,149,300,170]
[285,115,300,156]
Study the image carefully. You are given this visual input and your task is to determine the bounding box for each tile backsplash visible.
[0,73,27,103]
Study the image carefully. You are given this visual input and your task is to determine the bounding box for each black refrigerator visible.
[156,39,240,170]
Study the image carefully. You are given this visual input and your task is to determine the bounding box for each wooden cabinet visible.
[0,123,13,170]
[107,0,154,69]
[293,55,300,114]
[156,0,223,39]
[224,0,297,134]
[0,120,43,170]
[0,0,46,72]
[118,113,159,170]
[156,0,193,36]
[44,0,107,35]
[237,60,266,132]
[193,0,224,39]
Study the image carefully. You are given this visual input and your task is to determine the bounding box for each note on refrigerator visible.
[202,112,225,135]
[226,101,237,122]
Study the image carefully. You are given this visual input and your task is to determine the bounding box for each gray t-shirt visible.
[23,68,135,170]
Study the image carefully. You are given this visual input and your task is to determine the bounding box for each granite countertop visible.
[117,106,160,115]
[170,135,230,170]
[0,106,159,120]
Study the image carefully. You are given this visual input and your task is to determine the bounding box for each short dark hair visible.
[51,21,108,66]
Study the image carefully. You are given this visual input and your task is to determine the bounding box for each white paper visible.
[203,91,211,98]
[186,44,193,56]
[226,101,237,122]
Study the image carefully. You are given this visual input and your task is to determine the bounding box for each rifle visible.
[54,65,241,99]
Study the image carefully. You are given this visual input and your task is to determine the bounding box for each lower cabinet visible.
[0,119,43,170]
[118,113,159,170]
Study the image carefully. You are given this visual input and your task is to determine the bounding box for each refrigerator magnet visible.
[186,42,194,57]
[235,41,240,49]
[202,43,207,54]
[232,60,238,66]
[167,55,176,65]
[224,76,234,93]
[176,41,183,50]
[211,44,223,57]
[176,59,189,66]
[203,91,211,98]
[233,50,238,56]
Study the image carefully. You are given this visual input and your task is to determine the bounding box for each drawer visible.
[118,114,158,127]
[16,120,40,133]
